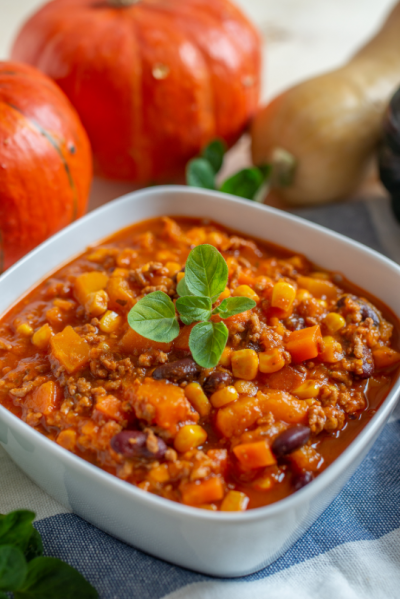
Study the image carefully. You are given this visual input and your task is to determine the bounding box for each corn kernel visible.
[110,268,129,279]
[234,380,257,396]
[149,464,170,483]
[211,386,238,408]
[271,280,296,313]
[176,272,185,283]
[31,323,53,349]
[84,290,109,317]
[174,425,207,453]
[220,490,249,512]
[232,285,260,303]
[219,287,231,301]
[156,250,177,262]
[199,503,218,511]
[165,262,181,277]
[324,312,346,333]
[86,248,114,263]
[17,323,33,337]
[99,310,122,333]
[219,346,232,367]
[319,336,344,363]
[206,231,224,248]
[53,298,76,311]
[316,299,327,309]
[309,271,330,280]
[253,474,274,491]
[231,349,259,380]
[185,382,211,417]
[296,289,312,302]
[259,348,285,374]
[293,380,320,399]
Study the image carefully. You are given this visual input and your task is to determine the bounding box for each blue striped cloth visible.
[1,196,400,599]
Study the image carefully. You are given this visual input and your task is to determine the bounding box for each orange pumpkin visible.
[12,0,261,183]
[0,62,92,271]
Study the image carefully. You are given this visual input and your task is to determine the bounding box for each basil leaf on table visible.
[201,139,226,174]
[213,296,256,319]
[15,557,98,599]
[127,291,179,343]
[176,296,212,325]
[186,158,216,190]
[0,545,27,591]
[0,510,35,553]
[185,244,228,301]
[176,276,193,298]
[189,321,229,368]
[24,528,44,562]
[220,167,265,200]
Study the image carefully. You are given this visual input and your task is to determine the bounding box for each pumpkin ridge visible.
[3,101,79,223]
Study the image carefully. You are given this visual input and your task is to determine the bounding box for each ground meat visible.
[323,406,345,432]
[308,404,326,434]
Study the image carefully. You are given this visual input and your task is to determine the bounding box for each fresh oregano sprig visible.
[186,139,271,202]
[128,244,256,368]
[0,510,97,598]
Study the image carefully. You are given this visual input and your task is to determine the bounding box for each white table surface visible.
[0,0,396,206]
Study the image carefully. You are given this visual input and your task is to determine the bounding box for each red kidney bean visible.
[272,425,311,458]
[292,471,314,491]
[203,370,233,395]
[152,358,200,382]
[111,430,167,459]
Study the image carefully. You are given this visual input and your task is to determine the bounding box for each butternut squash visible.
[251,2,400,205]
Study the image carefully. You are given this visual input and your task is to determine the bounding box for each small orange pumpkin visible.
[0,62,92,271]
[12,0,261,183]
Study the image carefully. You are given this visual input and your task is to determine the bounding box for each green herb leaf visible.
[186,158,215,190]
[0,545,27,591]
[0,510,35,553]
[15,557,98,599]
[213,296,256,319]
[24,529,43,562]
[185,244,228,300]
[176,276,193,297]
[127,291,179,343]
[201,139,226,174]
[0,592,9,598]
[220,167,265,200]
[189,321,228,368]
[176,296,212,325]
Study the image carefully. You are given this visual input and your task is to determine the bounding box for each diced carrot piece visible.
[50,326,90,374]
[297,276,338,300]
[56,429,77,451]
[25,380,61,416]
[372,347,400,369]
[95,394,124,421]
[173,324,196,352]
[257,389,309,424]
[180,476,224,506]
[120,327,172,353]
[220,490,249,512]
[285,325,322,363]
[288,445,323,472]
[271,281,296,313]
[216,396,262,438]
[31,323,53,350]
[233,441,276,469]
[125,379,198,435]
[237,270,255,286]
[74,271,109,305]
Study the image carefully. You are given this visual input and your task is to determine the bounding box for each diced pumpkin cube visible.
[173,324,195,352]
[50,326,90,374]
[106,277,135,311]
[25,380,61,416]
[125,379,198,435]
[120,327,172,353]
[271,280,296,313]
[297,276,338,300]
[233,441,276,469]
[220,490,249,512]
[257,389,309,424]
[285,325,322,363]
[56,429,77,451]
[372,347,400,369]
[149,464,170,483]
[95,394,124,421]
[180,476,224,506]
[288,445,323,472]
[216,396,261,438]
[74,271,109,305]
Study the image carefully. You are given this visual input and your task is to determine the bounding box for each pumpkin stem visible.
[270,148,297,188]
[108,0,140,6]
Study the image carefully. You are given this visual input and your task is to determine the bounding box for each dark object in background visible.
[379,87,400,223]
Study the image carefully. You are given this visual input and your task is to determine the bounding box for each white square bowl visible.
[0,186,399,577]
